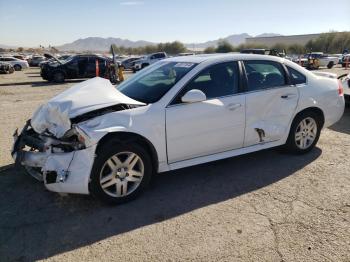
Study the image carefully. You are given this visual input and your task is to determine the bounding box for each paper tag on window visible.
[174,63,194,68]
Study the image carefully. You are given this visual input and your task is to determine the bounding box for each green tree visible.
[305,32,350,53]
[287,44,306,54]
[216,41,234,53]
[204,46,216,53]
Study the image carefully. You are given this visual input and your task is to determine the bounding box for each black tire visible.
[283,111,322,154]
[327,61,334,69]
[89,140,153,204]
[53,71,65,83]
[141,63,149,69]
[13,64,22,71]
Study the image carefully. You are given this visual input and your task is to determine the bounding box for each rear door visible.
[242,60,299,147]
[77,56,89,78]
[65,57,79,78]
[86,57,98,78]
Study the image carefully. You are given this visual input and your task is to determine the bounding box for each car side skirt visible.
[161,139,285,172]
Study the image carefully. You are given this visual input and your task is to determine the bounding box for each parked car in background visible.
[240,49,285,57]
[39,54,71,68]
[12,55,26,60]
[332,54,343,64]
[132,52,167,72]
[292,55,308,67]
[121,56,141,70]
[12,54,345,204]
[0,57,29,71]
[29,55,46,66]
[177,53,195,56]
[40,54,111,82]
[306,52,339,69]
[0,61,14,74]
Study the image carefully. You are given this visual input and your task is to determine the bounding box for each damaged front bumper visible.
[11,121,96,194]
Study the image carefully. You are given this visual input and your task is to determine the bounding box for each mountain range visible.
[56,33,282,52]
[0,33,282,52]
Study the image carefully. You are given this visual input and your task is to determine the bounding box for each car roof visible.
[165,53,285,64]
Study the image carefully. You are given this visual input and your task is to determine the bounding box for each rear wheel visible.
[327,61,334,69]
[13,64,22,71]
[284,111,322,154]
[89,141,152,204]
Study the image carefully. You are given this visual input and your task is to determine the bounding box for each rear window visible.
[287,66,306,85]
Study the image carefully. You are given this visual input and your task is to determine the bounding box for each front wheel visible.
[89,141,152,204]
[53,71,65,83]
[284,111,322,154]
[13,64,22,71]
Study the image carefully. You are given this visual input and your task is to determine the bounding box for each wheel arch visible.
[52,69,67,76]
[293,107,325,128]
[96,131,159,173]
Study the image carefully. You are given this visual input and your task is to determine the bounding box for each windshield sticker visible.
[174,63,195,68]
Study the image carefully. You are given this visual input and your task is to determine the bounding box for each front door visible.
[166,61,246,163]
[242,60,299,147]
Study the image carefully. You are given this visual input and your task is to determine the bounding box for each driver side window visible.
[173,62,239,104]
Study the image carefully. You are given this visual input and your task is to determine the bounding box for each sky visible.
[0,0,349,47]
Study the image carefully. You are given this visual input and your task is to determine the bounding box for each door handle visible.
[281,94,297,99]
[226,103,242,111]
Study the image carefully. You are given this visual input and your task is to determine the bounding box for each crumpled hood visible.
[30,77,145,138]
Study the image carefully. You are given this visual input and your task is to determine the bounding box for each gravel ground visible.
[0,66,349,261]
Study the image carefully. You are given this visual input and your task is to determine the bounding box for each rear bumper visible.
[12,122,96,194]
[323,96,345,128]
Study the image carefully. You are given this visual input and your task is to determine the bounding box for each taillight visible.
[338,80,344,96]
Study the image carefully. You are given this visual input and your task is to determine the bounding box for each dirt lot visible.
[0,66,349,261]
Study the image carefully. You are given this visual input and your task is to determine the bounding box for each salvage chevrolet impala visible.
[12,54,345,204]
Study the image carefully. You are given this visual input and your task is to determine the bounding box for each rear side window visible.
[287,66,306,85]
[244,60,287,91]
[154,53,165,59]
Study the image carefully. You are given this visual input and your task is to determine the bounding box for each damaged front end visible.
[11,77,146,194]
[12,120,96,194]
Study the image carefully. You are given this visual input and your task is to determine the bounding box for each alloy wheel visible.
[295,117,317,150]
[99,152,144,198]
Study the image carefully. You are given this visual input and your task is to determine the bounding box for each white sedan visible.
[0,57,29,71]
[12,54,345,204]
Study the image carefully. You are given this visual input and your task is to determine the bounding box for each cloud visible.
[120,1,144,5]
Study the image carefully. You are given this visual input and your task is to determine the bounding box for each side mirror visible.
[181,89,207,103]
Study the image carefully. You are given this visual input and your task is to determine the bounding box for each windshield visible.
[117,61,197,103]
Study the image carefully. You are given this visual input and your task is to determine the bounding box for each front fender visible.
[76,107,167,169]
